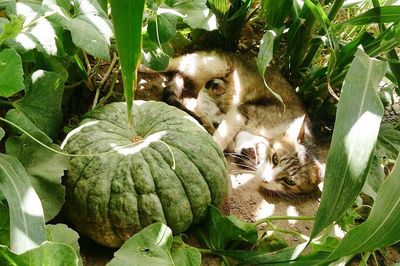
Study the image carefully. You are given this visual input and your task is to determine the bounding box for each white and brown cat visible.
[149,51,324,196]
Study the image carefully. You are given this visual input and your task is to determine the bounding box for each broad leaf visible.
[6,131,68,221]
[162,0,217,31]
[0,153,46,254]
[0,16,23,46]
[43,0,113,60]
[7,1,63,57]
[107,223,175,266]
[0,48,24,97]
[171,237,201,266]
[142,34,170,71]
[0,242,80,265]
[324,153,400,263]
[13,70,63,139]
[311,49,386,238]
[198,206,257,251]
[5,109,42,135]
[46,224,81,265]
[148,13,180,44]
[111,0,145,125]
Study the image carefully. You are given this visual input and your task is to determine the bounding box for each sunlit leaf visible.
[324,153,400,262]
[6,131,68,221]
[43,0,113,60]
[0,153,46,254]
[108,223,176,266]
[0,241,80,265]
[7,1,63,57]
[311,49,386,238]
[162,0,217,31]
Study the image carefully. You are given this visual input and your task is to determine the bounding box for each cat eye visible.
[272,153,279,166]
[284,177,296,186]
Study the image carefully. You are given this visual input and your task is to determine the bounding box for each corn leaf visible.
[0,154,46,254]
[311,49,386,238]
[110,0,145,126]
[323,153,400,263]
[344,6,400,25]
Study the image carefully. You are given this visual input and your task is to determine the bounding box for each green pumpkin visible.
[62,101,229,247]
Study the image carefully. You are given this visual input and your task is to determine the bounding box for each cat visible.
[149,51,324,195]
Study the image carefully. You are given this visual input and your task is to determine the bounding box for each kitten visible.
[155,51,324,195]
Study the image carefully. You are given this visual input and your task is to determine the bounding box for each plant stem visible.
[196,248,214,255]
[98,69,120,106]
[254,215,315,226]
[0,99,13,107]
[92,53,119,110]
[265,221,308,239]
[301,0,345,68]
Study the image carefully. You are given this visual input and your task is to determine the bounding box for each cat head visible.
[255,139,323,196]
[239,116,324,196]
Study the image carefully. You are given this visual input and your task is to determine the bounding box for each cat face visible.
[256,140,322,195]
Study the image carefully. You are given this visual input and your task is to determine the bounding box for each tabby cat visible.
[157,51,324,195]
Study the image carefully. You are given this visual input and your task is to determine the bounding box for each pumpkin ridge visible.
[142,146,192,232]
[149,143,211,223]
[86,104,134,134]
[148,144,194,217]
[107,158,127,243]
[126,155,144,229]
[137,149,168,226]
[161,140,228,206]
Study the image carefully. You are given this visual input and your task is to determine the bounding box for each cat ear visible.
[286,115,307,143]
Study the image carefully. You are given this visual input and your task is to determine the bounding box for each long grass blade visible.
[323,153,400,263]
[110,0,145,126]
[311,48,386,238]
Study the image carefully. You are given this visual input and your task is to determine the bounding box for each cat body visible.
[158,51,323,195]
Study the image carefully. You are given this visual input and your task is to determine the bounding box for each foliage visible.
[0,0,400,265]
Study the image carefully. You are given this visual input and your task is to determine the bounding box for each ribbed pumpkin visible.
[62,101,229,247]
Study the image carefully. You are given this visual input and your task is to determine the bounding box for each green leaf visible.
[0,127,4,141]
[148,13,179,44]
[0,48,24,97]
[107,223,175,266]
[13,70,63,139]
[261,0,293,29]
[6,131,68,221]
[171,237,201,266]
[257,30,284,106]
[344,6,400,25]
[111,0,145,125]
[311,49,386,238]
[0,201,10,246]
[7,1,64,57]
[0,16,23,46]
[0,153,46,254]
[376,123,400,160]
[5,109,41,135]
[43,0,113,60]
[216,243,309,264]
[0,242,80,266]
[324,153,400,263]
[46,224,81,259]
[198,206,257,251]
[162,0,217,31]
[142,34,170,71]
